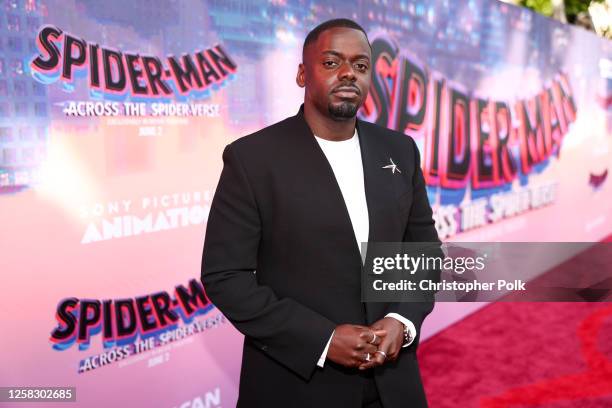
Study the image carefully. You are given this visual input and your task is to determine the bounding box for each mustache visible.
[332,83,361,95]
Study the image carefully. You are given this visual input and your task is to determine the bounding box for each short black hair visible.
[302,18,370,60]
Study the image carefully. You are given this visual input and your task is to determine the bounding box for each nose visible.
[338,61,356,82]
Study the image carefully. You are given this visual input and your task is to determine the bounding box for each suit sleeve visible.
[385,137,441,346]
[201,143,336,380]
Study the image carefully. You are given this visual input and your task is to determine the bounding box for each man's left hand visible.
[358,317,404,370]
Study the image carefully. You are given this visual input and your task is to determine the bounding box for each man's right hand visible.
[326,324,386,368]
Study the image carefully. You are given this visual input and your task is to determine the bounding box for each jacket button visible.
[261,345,268,351]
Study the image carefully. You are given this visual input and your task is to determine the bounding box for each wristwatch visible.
[402,324,412,346]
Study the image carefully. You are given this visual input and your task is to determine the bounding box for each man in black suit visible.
[201,18,440,408]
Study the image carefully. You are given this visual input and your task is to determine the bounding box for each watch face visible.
[403,326,412,345]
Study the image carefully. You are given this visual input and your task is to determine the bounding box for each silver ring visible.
[365,353,371,362]
[375,350,387,359]
[369,333,377,344]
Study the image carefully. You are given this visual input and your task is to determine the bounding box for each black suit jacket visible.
[201,106,440,408]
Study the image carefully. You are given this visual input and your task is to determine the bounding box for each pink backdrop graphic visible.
[0,0,610,407]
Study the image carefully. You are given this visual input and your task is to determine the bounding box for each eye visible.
[355,63,369,72]
[323,60,338,68]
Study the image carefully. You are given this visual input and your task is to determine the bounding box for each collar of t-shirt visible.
[314,129,369,256]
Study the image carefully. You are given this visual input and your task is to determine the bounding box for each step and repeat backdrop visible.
[0,0,610,406]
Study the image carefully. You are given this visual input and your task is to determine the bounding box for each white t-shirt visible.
[314,130,369,256]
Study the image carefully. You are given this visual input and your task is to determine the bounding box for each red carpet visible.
[418,237,612,407]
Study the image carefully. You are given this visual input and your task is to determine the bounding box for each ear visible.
[296,63,305,88]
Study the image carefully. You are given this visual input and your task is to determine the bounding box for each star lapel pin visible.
[382,158,401,174]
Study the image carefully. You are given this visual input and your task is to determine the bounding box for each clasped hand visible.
[326,317,405,370]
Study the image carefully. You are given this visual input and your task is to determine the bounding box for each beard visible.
[328,101,359,121]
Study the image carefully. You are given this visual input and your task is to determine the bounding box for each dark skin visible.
[296,27,406,370]
[297,27,370,141]
[359,317,405,370]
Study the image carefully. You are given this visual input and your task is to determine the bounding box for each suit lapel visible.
[288,109,403,268]
[356,119,402,247]
[290,108,363,263]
